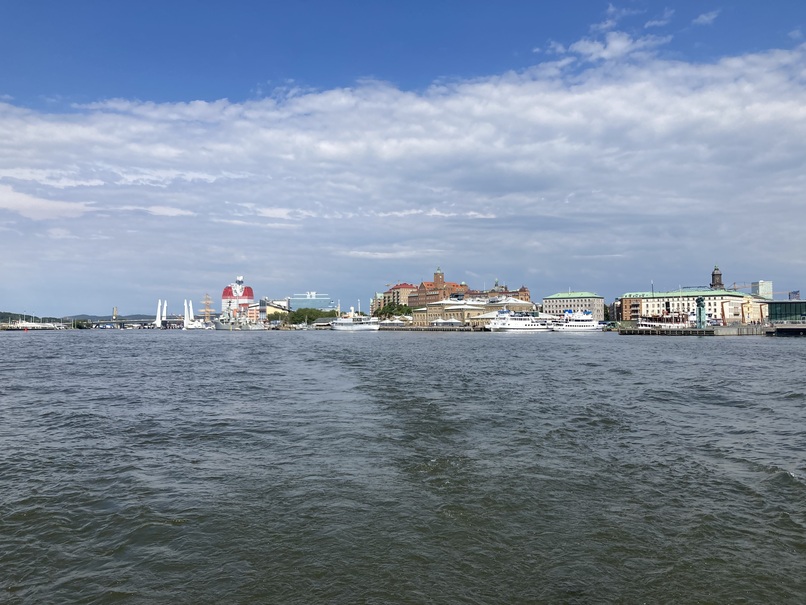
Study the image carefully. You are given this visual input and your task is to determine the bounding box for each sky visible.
[2,1,806,316]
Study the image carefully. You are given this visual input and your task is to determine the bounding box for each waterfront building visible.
[542,292,605,322]
[411,296,535,327]
[258,297,289,320]
[382,273,530,311]
[618,267,772,324]
[221,275,254,314]
[369,292,387,315]
[767,300,806,322]
[463,279,531,303]
[287,291,337,312]
[616,288,766,324]
[380,283,418,308]
[407,268,470,308]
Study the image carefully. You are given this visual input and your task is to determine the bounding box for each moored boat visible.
[213,309,267,331]
[552,310,600,332]
[488,308,552,332]
[330,315,380,331]
[637,313,693,330]
[331,306,380,331]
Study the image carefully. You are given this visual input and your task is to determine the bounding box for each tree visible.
[286,308,338,325]
[373,303,412,318]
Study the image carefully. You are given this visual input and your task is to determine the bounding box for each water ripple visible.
[1,330,805,603]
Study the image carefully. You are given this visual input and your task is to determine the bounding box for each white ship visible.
[331,306,380,331]
[551,310,600,332]
[488,309,552,332]
[637,312,694,330]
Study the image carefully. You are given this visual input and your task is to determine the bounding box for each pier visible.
[619,325,768,336]
[765,323,806,337]
[379,325,477,332]
[619,327,713,336]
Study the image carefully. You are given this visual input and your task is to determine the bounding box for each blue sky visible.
[2,1,806,315]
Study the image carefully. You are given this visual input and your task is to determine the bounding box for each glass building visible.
[767,300,806,323]
[288,292,338,311]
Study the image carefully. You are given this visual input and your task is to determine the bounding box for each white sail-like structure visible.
[154,299,162,328]
[182,298,206,329]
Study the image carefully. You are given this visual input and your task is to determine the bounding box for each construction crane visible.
[729,283,798,298]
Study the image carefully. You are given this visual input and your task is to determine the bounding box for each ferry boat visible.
[552,310,600,332]
[637,312,694,330]
[488,309,552,332]
[331,306,380,331]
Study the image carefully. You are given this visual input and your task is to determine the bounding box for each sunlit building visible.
[542,292,605,322]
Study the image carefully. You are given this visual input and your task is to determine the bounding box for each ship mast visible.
[200,293,214,323]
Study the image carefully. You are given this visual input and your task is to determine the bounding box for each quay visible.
[619,327,714,336]
[766,323,806,337]
[380,325,477,332]
[619,325,768,336]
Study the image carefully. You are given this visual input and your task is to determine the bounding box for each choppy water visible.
[1,330,805,604]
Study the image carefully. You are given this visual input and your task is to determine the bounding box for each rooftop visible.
[620,289,749,299]
[544,292,603,299]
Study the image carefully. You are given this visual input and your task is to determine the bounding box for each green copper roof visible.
[544,291,603,299]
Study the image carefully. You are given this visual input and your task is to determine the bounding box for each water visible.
[1,330,805,604]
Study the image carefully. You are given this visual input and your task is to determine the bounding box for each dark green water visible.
[1,330,805,604]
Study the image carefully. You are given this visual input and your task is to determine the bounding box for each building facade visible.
[411,296,535,327]
[287,291,337,311]
[221,275,254,314]
[407,268,470,308]
[617,289,766,324]
[542,292,605,322]
[381,283,418,308]
[766,300,806,323]
[464,279,531,303]
[752,280,773,299]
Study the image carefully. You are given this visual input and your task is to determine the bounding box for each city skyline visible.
[2,1,806,316]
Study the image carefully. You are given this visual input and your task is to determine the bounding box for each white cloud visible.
[255,207,295,220]
[210,218,300,229]
[116,204,195,216]
[144,206,196,217]
[46,227,78,239]
[0,184,93,220]
[569,31,672,61]
[591,18,618,33]
[342,249,437,260]
[645,8,674,29]
[3,36,806,314]
[693,11,720,26]
[789,28,803,40]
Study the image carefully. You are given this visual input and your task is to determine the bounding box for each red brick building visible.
[407,268,469,308]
